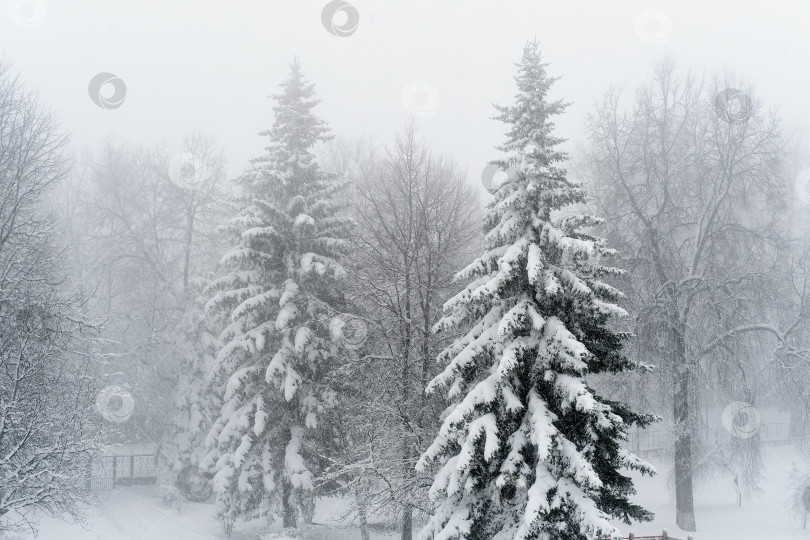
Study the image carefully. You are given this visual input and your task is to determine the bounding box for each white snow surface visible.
[30,444,810,539]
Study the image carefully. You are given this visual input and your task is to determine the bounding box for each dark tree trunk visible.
[282,477,297,529]
[357,491,370,540]
[400,257,414,540]
[401,503,413,540]
[673,323,696,532]
[183,206,195,294]
[301,493,315,524]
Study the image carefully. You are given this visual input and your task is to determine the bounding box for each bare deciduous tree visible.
[0,61,98,536]
[59,134,229,458]
[584,57,790,531]
[320,124,480,540]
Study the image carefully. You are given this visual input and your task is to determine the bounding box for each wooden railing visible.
[89,453,157,489]
[604,532,693,540]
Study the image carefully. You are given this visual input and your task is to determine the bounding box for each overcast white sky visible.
[1,0,809,187]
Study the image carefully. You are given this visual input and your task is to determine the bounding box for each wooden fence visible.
[605,532,693,540]
[89,453,158,489]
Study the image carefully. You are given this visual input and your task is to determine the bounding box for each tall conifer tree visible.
[417,42,655,540]
[203,60,351,529]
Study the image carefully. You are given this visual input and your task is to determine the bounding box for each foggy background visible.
[3,0,808,185]
[4,2,810,539]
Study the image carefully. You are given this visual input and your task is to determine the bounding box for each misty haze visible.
[1,1,810,540]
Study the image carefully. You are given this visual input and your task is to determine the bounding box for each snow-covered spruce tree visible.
[164,286,226,475]
[202,60,351,531]
[416,42,655,540]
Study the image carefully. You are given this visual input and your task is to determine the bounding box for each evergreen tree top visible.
[494,40,569,168]
[486,41,589,244]
[255,59,332,179]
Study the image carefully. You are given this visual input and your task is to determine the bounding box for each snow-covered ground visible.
[623,444,809,540]
[28,488,399,540]
[28,444,810,540]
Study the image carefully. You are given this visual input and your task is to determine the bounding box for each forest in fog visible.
[2,2,810,540]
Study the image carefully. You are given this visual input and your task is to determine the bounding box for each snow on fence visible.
[88,444,159,489]
[602,533,693,540]
[89,454,158,489]
[627,422,794,455]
